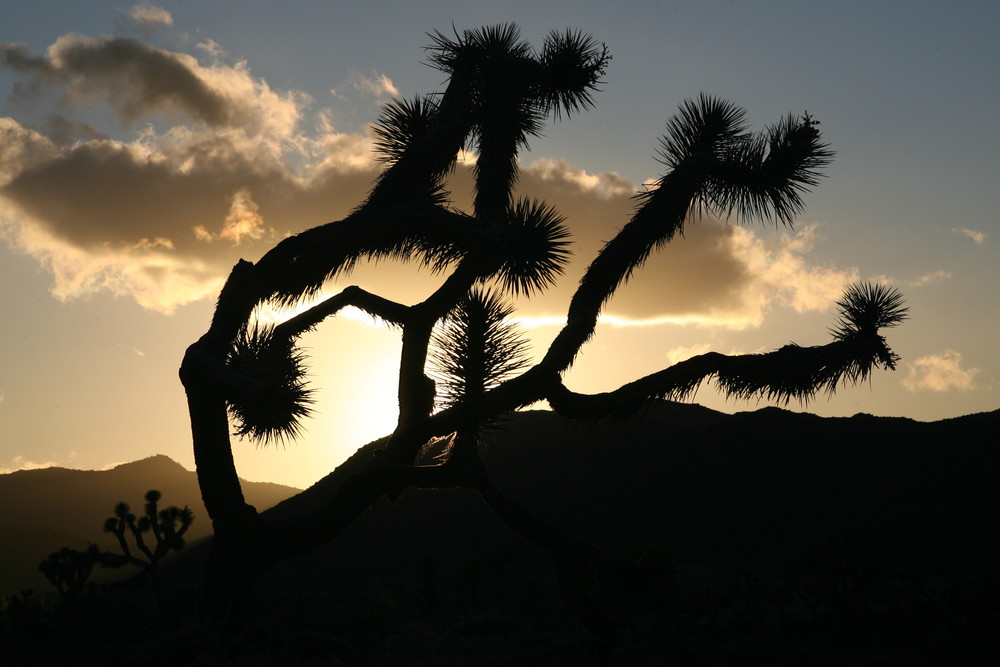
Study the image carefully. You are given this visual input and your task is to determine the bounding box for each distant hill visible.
[246,401,1000,605]
[8,404,1000,662]
[0,454,299,596]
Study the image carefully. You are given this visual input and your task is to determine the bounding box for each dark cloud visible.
[602,222,752,318]
[54,36,236,126]
[2,36,245,128]
[1,134,376,259]
[1,43,62,80]
[0,34,852,320]
[40,114,106,145]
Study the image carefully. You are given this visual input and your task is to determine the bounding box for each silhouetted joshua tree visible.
[101,489,193,606]
[38,544,102,601]
[178,24,907,631]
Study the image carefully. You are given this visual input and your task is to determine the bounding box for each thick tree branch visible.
[545,332,898,421]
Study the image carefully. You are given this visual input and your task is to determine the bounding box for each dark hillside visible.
[248,401,999,605]
[0,454,299,596]
[7,405,998,664]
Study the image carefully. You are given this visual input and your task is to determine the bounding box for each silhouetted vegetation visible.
[33,489,192,609]
[176,22,910,643]
[101,489,194,606]
[38,544,102,601]
[5,406,1000,663]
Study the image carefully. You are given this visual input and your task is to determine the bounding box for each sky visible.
[1,1,997,489]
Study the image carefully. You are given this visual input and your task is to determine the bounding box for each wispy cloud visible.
[902,349,980,392]
[193,188,273,246]
[665,343,713,365]
[335,70,400,99]
[0,455,59,475]
[126,2,173,29]
[907,270,952,287]
[953,227,988,245]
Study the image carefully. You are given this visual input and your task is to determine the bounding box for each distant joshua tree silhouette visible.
[38,544,102,601]
[37,490,192,606]
[179,24,907,631]
[101,489,194,607]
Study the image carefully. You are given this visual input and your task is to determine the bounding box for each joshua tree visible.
[179,24,906,627]
[38,544,102,601]
[101,489,194,606]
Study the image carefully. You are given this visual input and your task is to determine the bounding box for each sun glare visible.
[300,313,402,466]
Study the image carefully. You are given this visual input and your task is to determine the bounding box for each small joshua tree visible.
[38,544,102,601]
[102,489,193,606]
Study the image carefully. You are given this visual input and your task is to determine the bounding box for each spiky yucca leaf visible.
[492,198,572,296]
[372,96,441,164]
[648,96,834,226]
[656,94,748,171]
[539,29,610,119]
[226,323,313,445]
[426,24,609,218]
[831,281,909,340]
[706,112,834,225]
[426,23,533,76]
[430,288,530,411]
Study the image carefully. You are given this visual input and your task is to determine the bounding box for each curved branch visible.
[545,332,899,422]
[273,286,410,339]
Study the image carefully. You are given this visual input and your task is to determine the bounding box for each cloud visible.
[1,204,225,312]
[0,111,378,311]
[0,118,58,182]
[335,70,400,100]
[197,39,226,60]
[1,34,307,136]
[583,219,856,329]
[1,31,860,324]
[194,187,273,245]
[0,30,382,313]
[665,343,713,366]
[953,227,988,245]
[526,158,635,199]
[0,455,59,475]
[126,2,173,29]
[902,349,980,392]
[907,270,951,287]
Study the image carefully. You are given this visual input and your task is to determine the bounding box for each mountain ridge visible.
[6,403,998,604]
[0,453,300,596]
[244,401,999,608]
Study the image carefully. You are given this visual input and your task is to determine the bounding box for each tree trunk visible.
[181,340,261,628]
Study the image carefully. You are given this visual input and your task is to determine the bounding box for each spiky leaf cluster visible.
[372,95,441,164]
[427,24,609,126]
[490,198,572,296]
[426,24,610,215]
[226,323,313,444]
[831,282,909,340]
[649,94,834,225]
[430,288,530,411]
[540,29,610,119]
